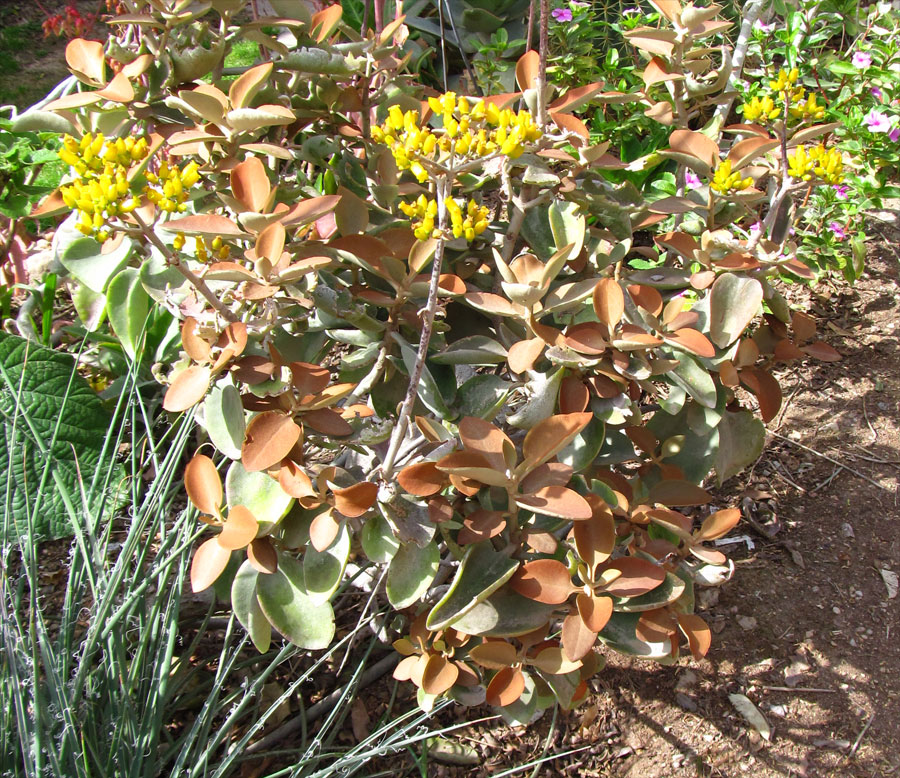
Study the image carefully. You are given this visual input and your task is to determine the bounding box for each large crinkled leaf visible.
[231,561,272,653]
[0,333,123,542]
[256,552,335,649]
[426,542,519,631]
[386,540,440,609]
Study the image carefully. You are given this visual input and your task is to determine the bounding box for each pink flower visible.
[833,184,849,199]
[891,127,900,142]
[829,221,846,241]
[551,7,573,21]
[622,7,641,14]
[852,51,873,69]
[754,20,775,33]
[685,171,702,190]
[871,87,884,101]
[864,110,894,133]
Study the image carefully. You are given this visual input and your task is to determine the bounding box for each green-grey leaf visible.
[669,351,718,409]
[430,336,508,366]
[426,542,519,631]
[225,461,293,532]
[0,333,123,542]
[304,523,350,605]
[361,514,400,564]
[455,374,513,420]
[449,587,555,637]
[203,382,245,460]
[598,611,672,659]
[708,274,763,348]
[548,200,585,258]
[715,409,765,486]
[56,214,133,293]
[396,336,451,418]
[256,553,335,649]
[232,561,271,653]
[106,267,150,361]
[386,540,439,609]
[558,417,606,472]
[71,282,107,331]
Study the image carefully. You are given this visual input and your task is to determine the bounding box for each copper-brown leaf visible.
[520,412,593,474]
[242,412,301,472]
[458,510,506,545]
[677,613,712,659]
[635,608,677,643]
[562,611,598,662]
[602,557,666,598]
[420,654,459,696]
[559,376,589,414]
[695,507,741,542]
[507,337,544,373]
[516,486,592,520]
[458,416,513,471]
[229,62,273,110]
[184,454,222,517]
[333,482,378,518]
[397,461,445,496]
[669,129,720,169]
[218,505,259,550]
[510,559,574,604]
[181,317,210,362]
[231,156,271,213]
[576,591,614,633]
[190,537,232,592]
[515,49,540,91]
[310,509,340,552]
[65,38,105,85]
[164,365,212,412]
[304,408,353,436]
[740,367,783,423]
[248,537,278,574]
[485,666,525,707]
[468,640,518,669]
[667,328,716,358]
[648,479,712,507]
[573,497,616,574]
[592,278,624,329]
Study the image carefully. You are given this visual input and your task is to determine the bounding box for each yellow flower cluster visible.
[398,194,489,242]
[710,160,753,194]
[788,92,825,122]
[371,92,542,182]
[446,197,490,242]
[59,133,148,242]
[172,233,229,260]
[769,67,802,99]
[742,95,780,123]
[787,144,844,184]
[144,159,201,214]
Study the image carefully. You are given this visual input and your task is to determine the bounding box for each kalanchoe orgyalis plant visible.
[35,0,846,716]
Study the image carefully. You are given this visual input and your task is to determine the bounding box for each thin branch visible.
[380,177,449,481]
[130,211,238,323]
[537,0,549,128]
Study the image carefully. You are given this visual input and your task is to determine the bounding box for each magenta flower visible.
[833,184,849,199]
[871,87,884,101]
[829,221,846,241]
[685,170,702,190]
[551,7,573,21]
[865,110,894,133]
[891,127,900,142]
[852,51,873,69]
[754,19,775,33]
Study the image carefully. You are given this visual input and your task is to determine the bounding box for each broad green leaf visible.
[56,214,133,293]
[203,382,245,460]
[386,540,439,609]
[304,523,350,604]
[0,333,123,542]
[231,561,271,653]
[71,282,107,331]
[508,367,564,430]
[715,408,765,485]
[558,417,606,472]
[361,514,400,563]
[256,553,335,649]
[225,461,293,532]
[106,267,150,361]
[708,274,763,349]
[426,542,520,631]
[450,588,556,637]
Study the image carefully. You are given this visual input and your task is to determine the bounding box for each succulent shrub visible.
[23,0,847,717]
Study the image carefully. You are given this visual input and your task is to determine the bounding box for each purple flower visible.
[871,87,884,101]
[754,19,775,33]
[852,51,873,69]
[833,184,849,199]
[865,109,894,133]
[749,221,762,234]
[551,7,573,21]
[891,127,900,142]
[685,170,702,190]
[829,221,846,241]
